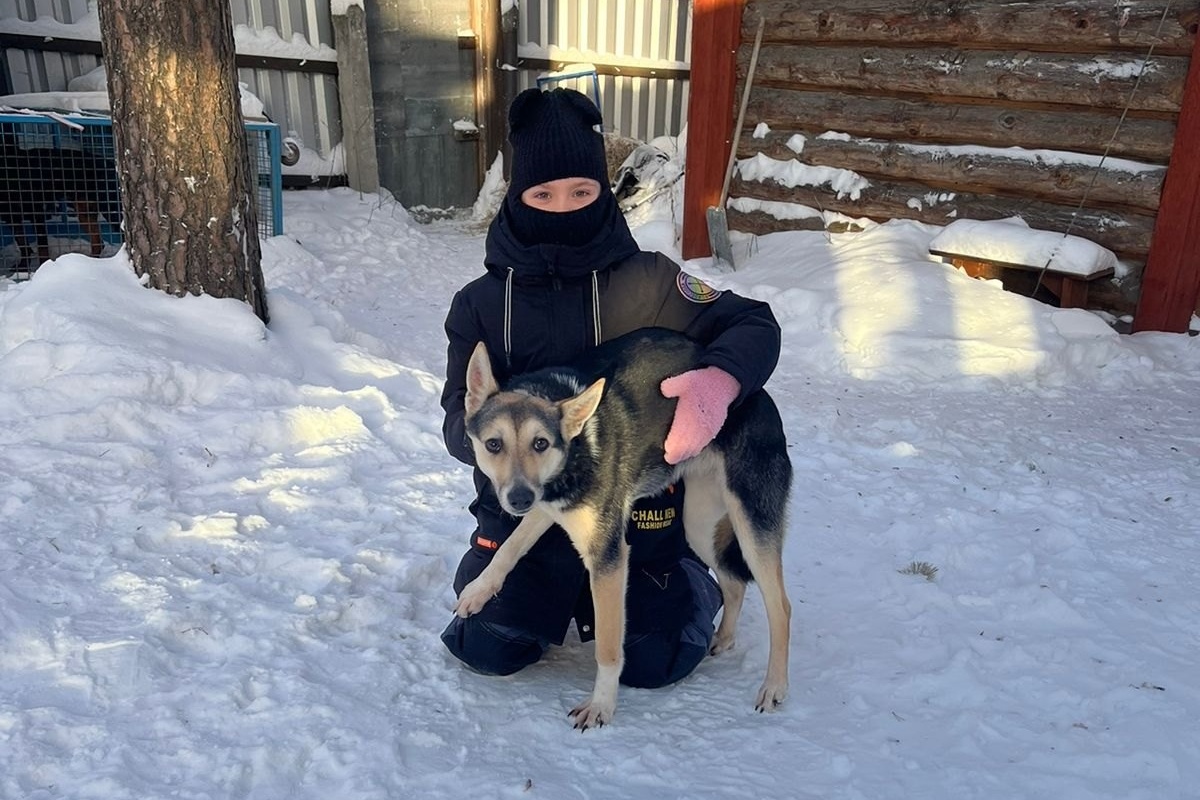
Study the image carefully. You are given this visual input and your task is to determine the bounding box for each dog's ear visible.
[559,378,605,440]
[465,342,500,418]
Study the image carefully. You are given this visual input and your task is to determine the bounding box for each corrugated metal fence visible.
[516,0,692,143]
[0,0,339,159]
[1,0,101,95]
[228,0,339,157]
[2,0,696,187]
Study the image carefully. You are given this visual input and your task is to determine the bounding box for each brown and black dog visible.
[456,327,794,729]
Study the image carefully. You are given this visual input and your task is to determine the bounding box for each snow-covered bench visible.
[929,218,1117,309]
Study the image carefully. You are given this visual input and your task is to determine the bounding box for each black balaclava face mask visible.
[502,187,617,247]
[504,88,613,247]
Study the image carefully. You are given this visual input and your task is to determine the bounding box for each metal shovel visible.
[707,16,764,271]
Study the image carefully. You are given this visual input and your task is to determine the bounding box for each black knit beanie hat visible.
[507,87,609,197]
[501,87,617,247]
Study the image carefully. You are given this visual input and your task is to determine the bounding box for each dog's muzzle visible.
[505,485,535,515]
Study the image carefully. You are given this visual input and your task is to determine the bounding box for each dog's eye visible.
[485,438,502,453]
[532,437,550,452]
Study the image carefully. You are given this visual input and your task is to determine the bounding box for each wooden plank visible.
[746,0,1200,56]
[747,87,1179,162]
[0,33,339,75]
[752,45,1188,113]
[1134,25,1200,332]
[929,249,1116,281]
[516,56,691,82]
[681,0,745,260]
[472,0,506,183]
[332,6,379,194]
[0,33,103,57]
[742,130,1167,212]
[934,252,1106,308]
[728,173,1157,259]
[235,53,339,76]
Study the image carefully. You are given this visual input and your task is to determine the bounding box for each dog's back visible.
[511,327,788,520]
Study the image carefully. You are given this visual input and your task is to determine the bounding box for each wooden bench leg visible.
[1029,273,1091,309]
[1058,278,1089,308]
[937,250,1105,310]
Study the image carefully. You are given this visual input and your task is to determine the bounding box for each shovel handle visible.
[719,16,765,205]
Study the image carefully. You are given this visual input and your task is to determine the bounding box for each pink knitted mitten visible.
[660,366,741,465]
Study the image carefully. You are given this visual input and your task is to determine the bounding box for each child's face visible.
[520,178,602,213]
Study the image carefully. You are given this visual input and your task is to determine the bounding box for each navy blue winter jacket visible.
[440,196,780,641]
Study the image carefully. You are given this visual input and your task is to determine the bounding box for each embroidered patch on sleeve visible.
[676,271,722,304]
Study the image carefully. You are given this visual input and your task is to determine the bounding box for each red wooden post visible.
[681,0,746,260]
[1133,27,1200,333]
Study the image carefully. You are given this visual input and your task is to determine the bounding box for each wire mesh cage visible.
[0,115,122,276]
[246,121,285,240]
[1,113,284,278]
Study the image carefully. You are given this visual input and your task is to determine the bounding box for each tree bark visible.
[98,0,268,323]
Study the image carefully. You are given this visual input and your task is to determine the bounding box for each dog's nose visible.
[506,486,535,514]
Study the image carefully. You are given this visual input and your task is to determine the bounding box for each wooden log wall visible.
[728,0,1200,306]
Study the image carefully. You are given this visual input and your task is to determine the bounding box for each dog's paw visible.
[754,680,788,713]
[454,578,500,617]
[709,631,736,656]
[568,696,616,731]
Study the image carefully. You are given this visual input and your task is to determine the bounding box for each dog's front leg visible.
[455,508,553,617]
[568,538,629,731]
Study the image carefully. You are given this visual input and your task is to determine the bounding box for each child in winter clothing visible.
[440,87,780,688]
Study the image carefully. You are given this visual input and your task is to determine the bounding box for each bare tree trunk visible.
[98,0,269,323]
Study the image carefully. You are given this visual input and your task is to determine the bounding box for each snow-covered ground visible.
[1,184,1198,800]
